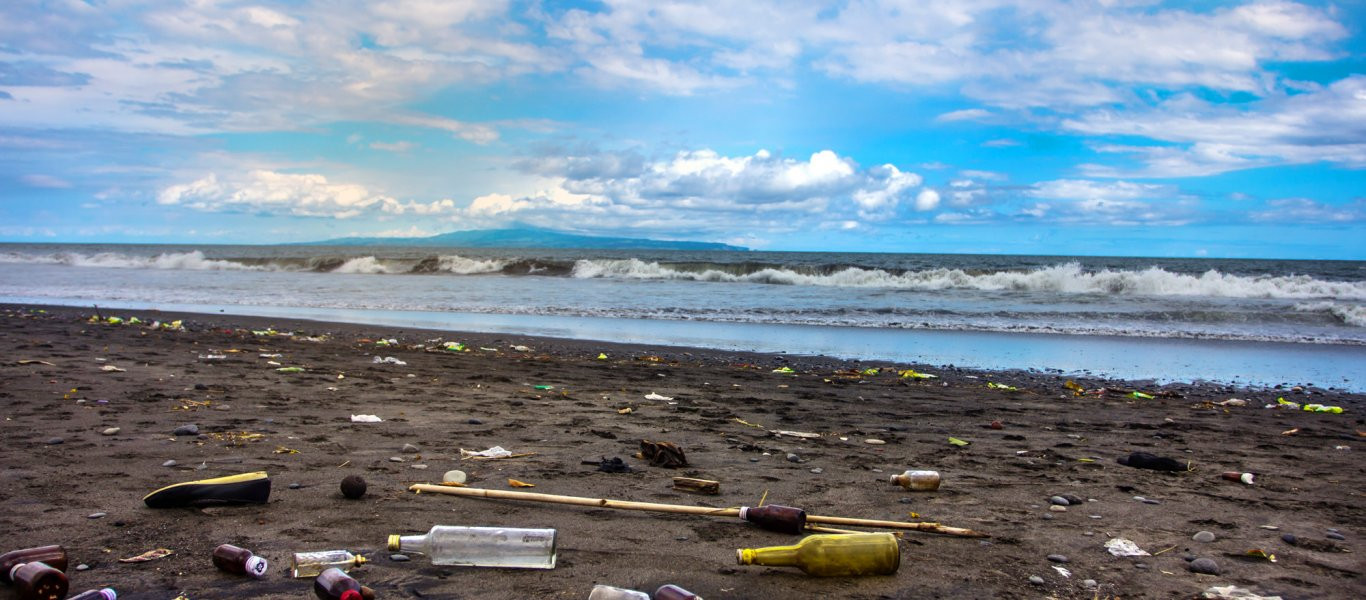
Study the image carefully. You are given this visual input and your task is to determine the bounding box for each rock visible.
[467,418,484,425]
[101,427,120,436]
[1189,558,1221,575]
[401,443,420,453]
[1326,532,1346,541]
[389,456,405,463]
[87,512,106,519]
[1047,554,1069,563]
[864,438,886,445]
[809,468,823,474]
[172,424,199,436]
[162,460,177,467]
[1281,533,1297,545]
[1135,563,1149,570]
[1042,513,1055,520]
[1048,505,1067,512]
[1050,496,1070,506]
[389,554,410,562]
[411,464,428,470]
[288,483,302,489]
[1062,494,1085,506]
[1082,579,1097,589]
[340,475,367,499]
[1028,575,1045,585]
[75,564,90,572]
[898,498,913,504]
[786,453,801,463]
[45,437,64,445]
[1083,531,1094,536]
[443,470,467,484]
[1193,531,1217,543]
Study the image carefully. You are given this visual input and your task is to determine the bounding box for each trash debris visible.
[1201,585,1285,600]
[638,440,688,468]
[773,430,821,439]
[1303,403,1344,413]
[275,367,305,373]
[511,345,532,352]
[672,477,719,495]
[16,360,56,366]
[0,545,68,597]
[350,414,382,423]
[1053,565,1071,578]
[1130,391,1154,399]
[597,353,608,360]
[1063,380,1086,395]
[313,567,363,600]
[1221,472,1255,485]
[273,446,299,454]
[890,470,941,491]
[213,544,268,578]
[1216,399,1247,407]
[1242,549,1276,562]
[595,457,631,473]
[1104,538,1149,557]
[372,356,406,366]
[442,342,467,352]
[589,585,650,600]
[67,588,117,600]
[1272,397,1301,409]
[1281,427,1299,436]
[654,585,702,600]
[899,369,937,380]
[99,365,126,372]
[987,382,1017,391]
[644,392,672,401]
[387,525,557,569]
[507,479,536,488]
[947,437,970,447]
[739,504,807,534]
[119,548,174,563]
[1116,451,1189,472]
[142,471,271,508]
[290,550,367,578]
[772,366,795,373]
[460,446,514,459]
[736,533,900,576]
[617,407,633,414]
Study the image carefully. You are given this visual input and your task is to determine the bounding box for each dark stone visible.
[1117,452,1186,471]
[45,437,64,445]
[1326,532,1346,541]
[1188,558,1221,575]
[1281,533,1297,545]
[172,424,199,436]
[340,475,367,499]
[467,418,484,425]
[1047,554,1069,563]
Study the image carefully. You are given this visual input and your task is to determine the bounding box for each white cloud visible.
[936,108,992,123]
[1249,198,1366,223]
[1025,179,1197,224]
[914,189,941,211]
[21,174,73,188]
[369,141,415,152]
[158,170,397,219]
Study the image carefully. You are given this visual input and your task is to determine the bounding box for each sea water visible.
[1,243,1362,390]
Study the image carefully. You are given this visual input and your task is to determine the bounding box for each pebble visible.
[389,456,405,463]
[1062,494,1085,506]
[1281,533,1297,545]
[88,512,106,519]
[1083,531,1095,536]
[1047,554,1069,563]
[786,453,801,463]
[289,483,302,489]
[1189,558,1221,575]
[1135,563,1149,570]
[101,427,120,436]
[1050,496,1070,506]
[46,437,64,445]
[411,464,428,470]
[1048,505,1067,512]
[1193,531,1216,543]
[864,439,886,445]
[402,443,420,453]
[1326,532,1346,541]
[898,498,913,504]
[75,564,90,572]
[172,424,199,436]
[443,470,467,484]
[468,418,484,425]
[675,536,688,541]
[1042,514,1055,520]
[1082,579,1097,589]
[809,468,823,474]
[1089,515,1103,519]
[162,460,177,467]
[389,554,410,562]
[1028,575,1045,585]
[750,458,760,462]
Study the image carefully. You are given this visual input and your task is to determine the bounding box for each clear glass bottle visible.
[738,505,806,534]
[291,550,367,578]
[654,584,703,599]
[387,526,556,569]
[312,568,363,600]
[736,533,900,576]
[586,584,650,600]
[213,544,268,578]
[68,589,117,600]
[889,470,941,491]
[0,546,67,584]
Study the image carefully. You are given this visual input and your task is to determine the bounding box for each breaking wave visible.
[1294,301,1366,327]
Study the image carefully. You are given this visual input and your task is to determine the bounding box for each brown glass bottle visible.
[213,544,268,578]
[67,589,117,600]
[0,546,68,584]
[313,567,364,600]
[738,505,807,534]
[11,562,68,600]
[654,584,703,599]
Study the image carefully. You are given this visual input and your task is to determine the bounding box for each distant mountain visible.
[302,227,747,251]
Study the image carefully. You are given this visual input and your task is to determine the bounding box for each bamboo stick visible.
[408,484,988,538]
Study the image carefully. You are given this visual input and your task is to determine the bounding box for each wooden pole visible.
[408,484,988,538]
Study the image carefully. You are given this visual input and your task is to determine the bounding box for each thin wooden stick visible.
[408,484,988,538]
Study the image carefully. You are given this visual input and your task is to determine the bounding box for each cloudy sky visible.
[2,0,1364,258]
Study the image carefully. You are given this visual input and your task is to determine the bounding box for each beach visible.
[1,303,1362,599]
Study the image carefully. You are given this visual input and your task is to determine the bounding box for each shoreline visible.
[1,304,1361,599]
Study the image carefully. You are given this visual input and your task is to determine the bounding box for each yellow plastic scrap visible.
[1063,380,1085,396]
[597,353,608,360]
[987,382,1018,391]
[733,417,765,429]
[1130,391,1155,400]
[507,479,535,488]
[861,368,880,376]
[948,437,970,447]
[273,446,299,454]
[1303,403,1344,413]
[1244,549,1276,562]
[772,366,795,374]
[899,369,938,380]
[1276,397,1301,409]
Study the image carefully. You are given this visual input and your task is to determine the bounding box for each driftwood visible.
[671,477,720,495]
[408,484,988,538]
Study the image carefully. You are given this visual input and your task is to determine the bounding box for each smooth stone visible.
[749,458,760,462]
[101,427,120,436]
[288,483,302,489]
[172,424,199,436]
[864,439,886,445]
[411,464,428,470]
[1327,527,1339,533]
[1083,531,1095,536]
[1028,575,1045,585]
[88,512,106,519]
[1189,558,1221,575]
[467,418,484,425]
[1062,494,1085,506]
[1135,563,1149,570]
[1326,532,1346,540]
[1042,514,1054,520]
[1089,515,1103,519]
[1281,533,1297,545]
[1193,531,1216,543]
[1082,579,1097,588]
[675,536,688,541]
[46,437,64,445]
[1142,498,1162,505]
[443,470,467,484]
[162,460,177,467]
[389,554,410,562]
[401,443,420,453]
[809,468,823,474]
[389,456,405,463]
[1048,505,1067,512]
[898,498,914,504]
[1050,496,1070,506]
[786,453,801,463]
[75,564,90,572]
[1047,554,1069,563]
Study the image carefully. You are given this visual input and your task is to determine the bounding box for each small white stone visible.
[864,438,886,445]
[443,470,467,484]
[101,427,120,436]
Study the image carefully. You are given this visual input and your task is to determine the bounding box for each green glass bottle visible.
[735,533,900,576]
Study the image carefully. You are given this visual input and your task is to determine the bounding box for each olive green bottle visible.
[735,533,899,576]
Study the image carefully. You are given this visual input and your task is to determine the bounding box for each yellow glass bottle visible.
[735,533,900,576]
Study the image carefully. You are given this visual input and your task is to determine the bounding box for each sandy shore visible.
[0,304,1361,599]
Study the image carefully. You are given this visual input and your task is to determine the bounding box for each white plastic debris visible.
[644,393,673,401]
[1053,566,1071,578]
[350,414,383,423]
[100,365,126,372]
[460,446,514,459]
[372,356,407,366]
[1104,538,1150,557]
[511,345,532,352]
[1201,585,1284,600]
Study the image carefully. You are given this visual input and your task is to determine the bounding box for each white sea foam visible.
[435,255,508,274]
[0,250,266,271]
[333,256,395,274]
[1294,301,1366,327]
[571,259,1366,300]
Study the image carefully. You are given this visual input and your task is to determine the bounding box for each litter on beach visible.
[350,414,383,423]
[1105,538,1149,557]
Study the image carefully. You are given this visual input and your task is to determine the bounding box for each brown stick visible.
[672,477,721,495]
[408,484,988,538]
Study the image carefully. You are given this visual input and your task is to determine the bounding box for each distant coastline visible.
[295,227,748,251]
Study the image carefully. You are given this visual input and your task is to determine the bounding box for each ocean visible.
[2,243,1363,391]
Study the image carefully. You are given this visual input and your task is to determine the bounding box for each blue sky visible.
[1,0,1364,258]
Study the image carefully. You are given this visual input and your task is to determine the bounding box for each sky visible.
[1,0,1365,258]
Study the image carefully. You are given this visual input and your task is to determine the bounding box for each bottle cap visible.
[353,554,367,566]
[101,589,118,600]
[244,556,268,578]
[340,590,363,600]
[738,507,749,521]
[889,474,900,484]
[387,535,400,551]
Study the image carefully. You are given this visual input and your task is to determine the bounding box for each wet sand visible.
[0,304,1362,599]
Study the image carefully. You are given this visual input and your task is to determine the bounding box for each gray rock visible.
[1047,554,1069,563]
[389,456,405,463]
[172,424,199,436]
[401,443,420,453]
[1083,531,1095,536]
[389,554,410,562]
[1062,494,1085,506]
[411,464,428,470]
[1050,496,1070,506]
[1028,575,1045,585]
[1193,531,1216,543]
[1281,533,1297,545]
[786,453,801,462]
[749,457,760,462]
[162,460,177,467]
[289,483,302,489]
[46,437,64,445]
[1326,531,1346,540]
[101,427,120,436]
[1082,579,1097,589]
[443,470,467,484]
[898,498,913,504]
[75,564,90,572]
[468,418,484,425]
[1189,558,1221,575]
[1134,563,1149,570]
[87,512,106,519]
[809,467,823,474]
[1042,513,1054,520]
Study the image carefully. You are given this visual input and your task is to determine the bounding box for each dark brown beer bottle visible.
[0,546,68,584]
[313,567,364,600]
[68,588,117,600]
[654,584,703,599]
[738,504,807,534]
[213,544,268,577]
[11,562,68,600]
